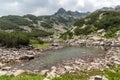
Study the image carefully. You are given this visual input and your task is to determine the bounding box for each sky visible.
[0,0,120,16]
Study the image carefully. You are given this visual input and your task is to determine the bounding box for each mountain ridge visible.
[54,8,90,18]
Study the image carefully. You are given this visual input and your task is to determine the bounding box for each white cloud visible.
[0,0,120,16]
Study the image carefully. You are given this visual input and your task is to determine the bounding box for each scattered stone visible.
[44,78,50,80]
[40,70,49,75]
[64,66,73,71]
[0,71,7,76]
[2,67,11,71]
[0,63,5,68]
[13,70,25,76]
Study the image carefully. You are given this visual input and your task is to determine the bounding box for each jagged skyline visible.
[0,0,120,16]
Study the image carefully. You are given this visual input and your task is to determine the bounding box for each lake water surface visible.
[12,47,105,71]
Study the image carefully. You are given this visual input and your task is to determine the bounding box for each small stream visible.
[12,47,105,71]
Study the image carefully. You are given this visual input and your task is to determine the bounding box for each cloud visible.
[0,0,120,16]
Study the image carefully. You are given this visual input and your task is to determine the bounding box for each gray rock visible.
[40,70,49,75]
[19,55,34,61]
[13,70,25,76]
[2,67,11,71]
[89,75,108,80]
[0,71,7,76]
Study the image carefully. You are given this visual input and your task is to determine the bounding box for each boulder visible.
[89,75,108,80]
[2,67,11,71]
[94,76,102,80]
[51,43,59,46]
[40,70,49,75]
[0,71,7,76]
[64,66,73,71]
[19,55,34,61]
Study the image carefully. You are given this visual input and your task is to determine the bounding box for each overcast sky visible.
[0,0,120,16]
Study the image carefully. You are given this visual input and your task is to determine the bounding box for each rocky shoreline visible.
[39,47,120,80]
[0,45,65,64]
[0,43,119,80]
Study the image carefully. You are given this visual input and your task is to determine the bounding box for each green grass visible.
[53,65,120,80]
[32,43,50,48]
[0,72,45,80]
[30,39,50,48]
[53,72,87,80]
[0,66,120,80]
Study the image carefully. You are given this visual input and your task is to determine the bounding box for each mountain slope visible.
[0,8,89,36]
[60,10,120,40]
[74,11,120,38]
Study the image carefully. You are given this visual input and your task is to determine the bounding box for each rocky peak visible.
[54,8,90,18]
[115,5,120,11]
[55,8,66,15]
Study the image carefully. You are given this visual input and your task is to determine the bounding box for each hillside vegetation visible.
[73,11,120,38]
[0,29,53,48]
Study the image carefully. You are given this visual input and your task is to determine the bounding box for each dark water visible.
[12,47,105,71]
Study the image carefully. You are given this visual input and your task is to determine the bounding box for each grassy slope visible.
[72,11,120,38]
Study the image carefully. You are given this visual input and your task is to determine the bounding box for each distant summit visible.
[54,8,90,18]
[95,7,114,12]
[95,5,120,12]
[57,8,66,14]
[115,5,120,11]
